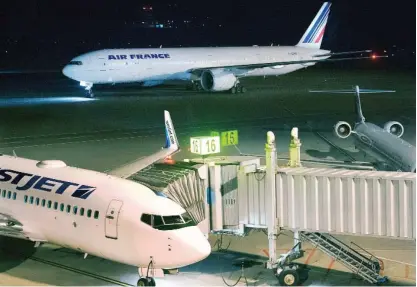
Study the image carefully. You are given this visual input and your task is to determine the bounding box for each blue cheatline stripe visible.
[309,8,330,42]
[304,4,331,43]
[303,3,331,43]
[303,8,330,43]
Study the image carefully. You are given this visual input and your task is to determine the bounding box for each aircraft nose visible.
[62,65,74,79]
[186,229,211,263]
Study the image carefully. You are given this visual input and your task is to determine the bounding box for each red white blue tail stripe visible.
[297,2,331,48]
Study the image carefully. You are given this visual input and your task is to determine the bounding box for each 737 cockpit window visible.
[163,215,184,225]
[140,212,196,231]
[68,61,83,65]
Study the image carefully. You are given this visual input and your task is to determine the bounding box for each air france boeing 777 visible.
[0,111,211,286]
[62,2,381,97]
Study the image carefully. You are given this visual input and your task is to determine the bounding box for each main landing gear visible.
[186,81,203,91]
[229,83,247,94]
[186,81,247,94]
[137,259,156,286]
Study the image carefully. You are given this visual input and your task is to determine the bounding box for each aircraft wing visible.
[187,54,387,74]
[108,110,180,179]
[0,212,47,241]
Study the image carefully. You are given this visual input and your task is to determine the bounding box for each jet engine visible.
[200,69,236,92]
[334,121,352,139]
[384,121,404,138]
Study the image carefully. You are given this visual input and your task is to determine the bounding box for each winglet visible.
[164,110,179,150]
[107,110,180,179]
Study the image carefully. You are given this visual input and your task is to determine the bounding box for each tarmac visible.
[0,67,415,286]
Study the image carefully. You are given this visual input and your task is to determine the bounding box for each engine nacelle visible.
[200,69,236,92]
[384,121,404,138]
[334,121,352,139]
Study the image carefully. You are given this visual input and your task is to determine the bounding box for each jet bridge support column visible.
[265,131,278,269]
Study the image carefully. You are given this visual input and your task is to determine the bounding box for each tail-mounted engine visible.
[384,121,404,138]
[334,121,352,139]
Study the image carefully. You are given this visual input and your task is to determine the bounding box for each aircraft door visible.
[105,200,123,239]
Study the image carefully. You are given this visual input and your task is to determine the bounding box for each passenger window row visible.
[1,190,17,200]
[23,195,100,219]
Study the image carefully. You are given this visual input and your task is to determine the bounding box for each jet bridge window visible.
[12,192,16,200]
[29,196,34,204]
[7,191,11,199]
[2,190,5,197]
[41,199,46,207]
[66,204,71,213]
[54,202,58,210]
[87,209,92,218]
[60,203,64,212]
[68,61,83,65]
[73,206,78,215]
[80,207,85,216]
[24,195,28,203]
[47,200,52,208]
[35,198,40,206]
[94,211,99,219]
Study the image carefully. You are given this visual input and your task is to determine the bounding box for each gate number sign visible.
[221,130,238,146]
[190,136,220,155]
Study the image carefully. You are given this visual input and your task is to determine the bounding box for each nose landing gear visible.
[137,258,156,286]
[80,81,94,98]
[137,277,155,286]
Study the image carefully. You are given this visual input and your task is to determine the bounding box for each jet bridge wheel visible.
[137,277,155,286]
[277,268,300,286]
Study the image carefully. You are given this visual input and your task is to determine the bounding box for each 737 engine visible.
[384,121,404,138]
[200,69,237,92]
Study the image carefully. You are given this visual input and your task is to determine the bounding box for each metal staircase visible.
[300,232,388,284]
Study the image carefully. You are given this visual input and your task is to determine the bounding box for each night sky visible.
[1,0,415,69]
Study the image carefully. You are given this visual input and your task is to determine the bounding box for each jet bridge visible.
[127,162,209,230]
[185,129,415,286]
[128,129,415,285]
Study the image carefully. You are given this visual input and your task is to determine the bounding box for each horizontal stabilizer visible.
[313,50,372,58]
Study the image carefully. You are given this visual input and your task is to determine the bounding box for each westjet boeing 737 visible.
[0,111,210,286]
[62,2,382,97]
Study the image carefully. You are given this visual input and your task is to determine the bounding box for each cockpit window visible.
[163,215,184,225]
[68,61,83,65]
[141,213,152,225]
[181,212,193,223]
[153,215,164,227]
[141,212,196,231]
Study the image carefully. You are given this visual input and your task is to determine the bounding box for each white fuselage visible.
[0,154,211,268]
[62,46,329,85]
